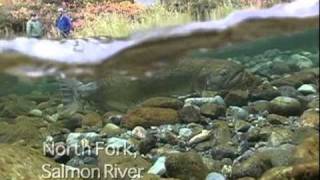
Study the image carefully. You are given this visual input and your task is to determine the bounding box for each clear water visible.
[0,0,318,179]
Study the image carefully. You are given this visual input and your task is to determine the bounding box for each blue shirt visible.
[56,15,72,33]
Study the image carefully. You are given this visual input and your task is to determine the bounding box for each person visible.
[26,12,43,38]
[56,8,72,38]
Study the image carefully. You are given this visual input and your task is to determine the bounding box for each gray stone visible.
[206,172,226,180]
[278,86,302,98]
[298,84,317,94]
[185,96,225,106]
[226,106,249,120]
[178,128,193,139]
[66,132,100,148]
[147,156,166,175]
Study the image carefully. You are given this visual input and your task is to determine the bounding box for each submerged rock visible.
[62,113,83,131]
[225,90,249,106]
[260,162,319,180]
[178,128,193,139]
[200,103,226,119]
[0,144,65,179]
[100,123,123,136]
[132,126,148,139]
[140,97,183,110]
[266,114,289,125]
[165,152,209,180]
[188,129,212,145]
[82,112,103,127]
[66,132,100,148]
[206,172,226,180]
[28,109,43,117]
[271,68,319,88]
[185,96,225,106]
[268,128,293,147]
[298,84,317,94]
[307,96,319,108]
[250,83,280,101]
[226,106,249,120]
[299,108,319,128]
[248,100,272,113]
[179,105,201,123]
[138,133,157,154]
[291,134,319,164]
[122,107,179,129]
[270,96,302,116]
[147,156,167,176]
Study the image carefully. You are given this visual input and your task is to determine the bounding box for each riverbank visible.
[0,0,287,38]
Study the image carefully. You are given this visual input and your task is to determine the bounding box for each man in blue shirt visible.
[56,8,72,38]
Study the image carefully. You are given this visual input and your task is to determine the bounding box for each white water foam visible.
[0,0,318,65]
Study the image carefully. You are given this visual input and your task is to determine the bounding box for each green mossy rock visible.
[270,96,302,116]
[122,107,179,129]
[82,111,103,127]
[0,144,57,179]
[260,162,319,180]
[165,152,209,180]
[140,97,183,110]
[271,68,319,88]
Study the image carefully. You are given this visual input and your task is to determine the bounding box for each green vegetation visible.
[0,0,288,38]
[74,1,246,38]
[75,5,191,38]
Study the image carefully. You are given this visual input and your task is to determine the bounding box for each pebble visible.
[100,123,122,136]
[147,156,167,175]
[185,96,225,106]
[178,128,193,139]
[28,109,43,117]
[188,130,211,145]
[298,84,317,94]
[206,172,226,180]
[45,113,59,122]
[132,126,147,139]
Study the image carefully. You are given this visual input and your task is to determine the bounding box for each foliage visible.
[72,1,144,29]
[75,5,191,38]
[0,0,289,38]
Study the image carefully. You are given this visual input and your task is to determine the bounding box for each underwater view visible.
[0,0,319,179]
